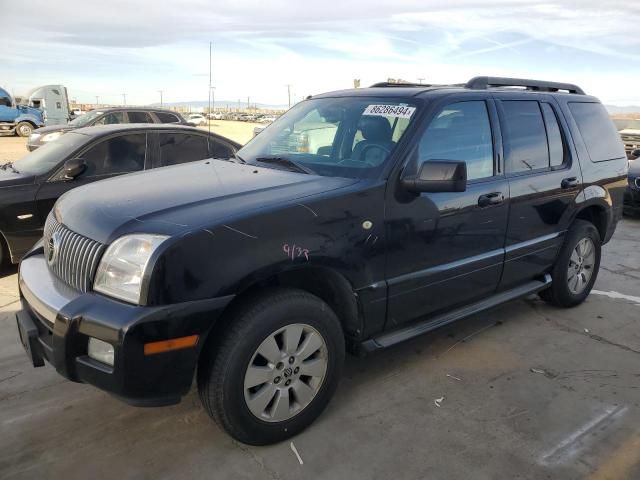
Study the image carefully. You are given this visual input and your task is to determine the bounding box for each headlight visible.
[93,234,169,304]
[41,131,63,143]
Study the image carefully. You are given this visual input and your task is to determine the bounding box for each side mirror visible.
[63,158,86,179]
[401,159,467,193]
[631,149,640,159]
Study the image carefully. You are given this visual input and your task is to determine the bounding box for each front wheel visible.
[15,122,34,137]
[539,220,601,308]
[198,288,345,445]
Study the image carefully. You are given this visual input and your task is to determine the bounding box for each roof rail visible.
[465,76,585,95]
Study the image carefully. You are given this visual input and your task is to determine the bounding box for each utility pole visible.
[417,78,425,85]
[158,90,163,106]
[208,41,212,133]
[95,96,100,106]
[286,84,291,108]
[247,96,250,111]
[122,93,126,105]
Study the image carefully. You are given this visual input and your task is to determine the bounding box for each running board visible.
[360,274,552,352]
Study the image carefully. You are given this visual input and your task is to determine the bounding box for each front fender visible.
[15,113,43,127]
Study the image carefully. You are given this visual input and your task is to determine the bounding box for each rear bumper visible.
[17,253,234,406]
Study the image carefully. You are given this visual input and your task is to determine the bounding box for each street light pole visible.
[286,84,291,108]
[417,78,425,85]
[122,93,126,105]
[95,96,100,106]
[158,90,163,106]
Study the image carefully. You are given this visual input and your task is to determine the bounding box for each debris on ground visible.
[290,442,304,465]
[434,397,445,408]
[530,368,546,375]
[446,374,462,381]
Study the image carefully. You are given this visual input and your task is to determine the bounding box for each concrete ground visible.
[1,218,639,480]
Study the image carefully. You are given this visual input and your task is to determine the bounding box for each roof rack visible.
[465,76,585,95]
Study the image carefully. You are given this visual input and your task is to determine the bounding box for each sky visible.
[2,0,639,107]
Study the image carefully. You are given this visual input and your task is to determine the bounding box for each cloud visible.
[2,0,639,105]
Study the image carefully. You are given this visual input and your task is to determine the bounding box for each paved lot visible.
[1,218,639,480]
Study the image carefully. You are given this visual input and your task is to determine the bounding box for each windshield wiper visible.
[254,157,314,175]
[232,152,246,164]
[0,162,20,174]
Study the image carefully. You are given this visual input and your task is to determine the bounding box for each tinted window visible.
[0,95,11,107]
[159,133,209,166]
[419,101,494,180]
[94,112,125,125]
[156,112,180,123]
[502,101,548,173]
[80,134,146,176]
[210,139,234,159]
[568,102,626,162]
[14,132,87,176]
[128,111,154,123]
[541,103,565,168]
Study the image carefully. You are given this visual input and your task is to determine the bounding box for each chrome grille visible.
[43,214,105,292]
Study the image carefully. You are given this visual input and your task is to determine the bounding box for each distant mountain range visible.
[606,105,640,114]
[150,100,289,110]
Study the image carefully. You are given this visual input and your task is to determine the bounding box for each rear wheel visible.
[15,122,34,137]
[198,288,345,445]
[539,220,601,307]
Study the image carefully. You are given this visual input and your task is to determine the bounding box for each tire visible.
[197,288,345,445]
[539,220,601,308]
[15,122,34,137]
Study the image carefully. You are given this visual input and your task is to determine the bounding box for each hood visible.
[55,160,358,243]
[0,168,35,187]
[32,124,74,135]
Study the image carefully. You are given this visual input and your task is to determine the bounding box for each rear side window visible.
[94,112,125,125]
[541,103,565,168]
[568,102,626,162]
[128,111,154,123]
[156,112,180,123]
[419,101,494,180]
[502,101,548,173]
[159,133,209,166]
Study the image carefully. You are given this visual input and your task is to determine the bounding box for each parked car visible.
[258,115,278,124]
[207,112,224,120]
[26,107,186,151]
[15,76,627,446]
[186,114,207,126]
[618,119,640,159]
[0,124,239,265]
[625,153,640,215]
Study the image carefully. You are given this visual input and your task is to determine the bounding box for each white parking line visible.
[539,405,628,466]
[591,290,640,306]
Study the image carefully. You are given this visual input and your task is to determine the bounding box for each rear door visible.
[153,131,211,168]
[495,93,582,290]
[35,132,148,220]
[384,95,510,326]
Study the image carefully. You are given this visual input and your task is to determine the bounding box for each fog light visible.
[88,338,115,366]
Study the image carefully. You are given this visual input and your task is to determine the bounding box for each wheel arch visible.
[573,202,609,242]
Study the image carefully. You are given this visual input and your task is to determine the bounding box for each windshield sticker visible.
[363,104,415,119]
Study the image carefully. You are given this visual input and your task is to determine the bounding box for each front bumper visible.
[16,253,234,406]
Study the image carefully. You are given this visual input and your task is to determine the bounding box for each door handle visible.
[561,177,579,189]
[478,192,504,207]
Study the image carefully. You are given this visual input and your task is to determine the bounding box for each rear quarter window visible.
[568,102,625,162]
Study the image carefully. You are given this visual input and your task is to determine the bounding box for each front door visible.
[494,94,582,290]
[384,96,509,328]
[35,132,148,223]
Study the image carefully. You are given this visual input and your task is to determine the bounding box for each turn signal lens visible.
[143,335,199,355]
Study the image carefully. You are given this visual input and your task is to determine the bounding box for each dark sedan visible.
[0,124,240,265]
[625,153,640,215]
[26,107,187,151]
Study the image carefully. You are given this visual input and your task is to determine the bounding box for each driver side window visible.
[418,101,494,180]
[76,134,146,178]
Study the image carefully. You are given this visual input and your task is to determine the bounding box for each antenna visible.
[208,41,212,134]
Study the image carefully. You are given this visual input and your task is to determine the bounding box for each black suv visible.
[15,77,628,445]
[26,107,186,151]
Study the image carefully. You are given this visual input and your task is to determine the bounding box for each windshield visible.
[237,97,417,179]
[12,132,88,175]
[69,110,103,127]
